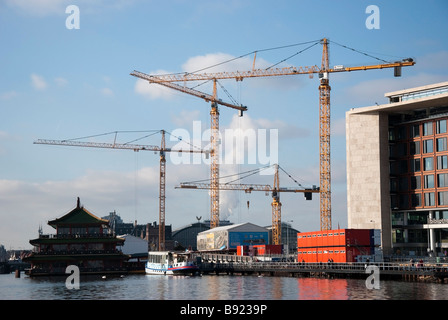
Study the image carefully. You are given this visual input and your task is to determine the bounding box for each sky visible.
[1,0,447,250]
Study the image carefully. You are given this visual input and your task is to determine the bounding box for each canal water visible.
[1,272,447,300]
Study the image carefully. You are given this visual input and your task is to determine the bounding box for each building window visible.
[423,122,433,136]
[71,227,86,235]
[423,139,434,153]
[438,191,448,205]
[393,143,407,157]
[437,138,447,152]
[437,119,447,134]
[411,194,421,207]
[438,173,448,187]
[411,176,421,189]
[412,124,420,138]
[424,175,434,188]
[399,177,408,191]
[88,227,100,234]
[391,160,408,174]
[397,126,407,140]
[424,157,434,171]
[399,195,409,208]
[390,179,398,192]
[410,141,420,155]
[411,158,421,172]
[437,155,448,169]
[407,212,428,225]
[425,192,435,206]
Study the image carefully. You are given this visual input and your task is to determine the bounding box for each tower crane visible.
[34,130,205,251]
[132,38,415,230]
[176,164,319,245]
[130,71,248,230]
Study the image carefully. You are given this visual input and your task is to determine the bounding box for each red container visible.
[252,244,283,256]
[296,229,375,263]
[237,245,249,256]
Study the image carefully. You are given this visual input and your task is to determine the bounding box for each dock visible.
[197,254,448,282]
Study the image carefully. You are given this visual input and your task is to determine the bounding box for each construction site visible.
[32,37,425,265]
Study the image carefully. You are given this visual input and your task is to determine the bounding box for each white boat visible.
[145,251,199,275]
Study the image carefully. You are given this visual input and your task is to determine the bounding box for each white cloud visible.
[101,87,114,97]
[134,74,178,100]
[341,50,448,107]
[5,0,138,16]
[0,162,210,249]
[5,0,70,16]
[170,110,202,127]
[134,52,305,101]
[182,52,266,74]
[0,91,18,100]
[344,73,448,107]
[30,73,48,90]
[54,77,68,87]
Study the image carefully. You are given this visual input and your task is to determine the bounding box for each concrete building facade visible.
[346,81,448,257]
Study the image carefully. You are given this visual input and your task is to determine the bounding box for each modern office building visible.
[346,81,448,257]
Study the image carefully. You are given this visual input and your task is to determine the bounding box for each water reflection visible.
[1,273,448,300]
[297,278,349,300]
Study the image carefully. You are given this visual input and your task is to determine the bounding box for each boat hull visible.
[145,262,198,275]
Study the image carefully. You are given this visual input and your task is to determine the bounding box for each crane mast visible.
[319,38,331,231]
[271,164,282,245]
[159,130,166,250]
[210,101,220,229]
[133,38,415,231]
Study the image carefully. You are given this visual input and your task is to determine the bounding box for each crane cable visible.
[149,38,408,80]
[183,164,273,185]
[277,165,304,188]
[329,40,393,64]
[266,40,321,70]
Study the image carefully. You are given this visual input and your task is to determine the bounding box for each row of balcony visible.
[33,249,124,255]
[38,233,117,239]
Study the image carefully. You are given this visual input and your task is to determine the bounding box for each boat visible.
[145,251,199,275]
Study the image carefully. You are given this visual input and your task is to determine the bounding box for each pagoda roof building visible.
[24,197,130,277]
[48,198,109,227]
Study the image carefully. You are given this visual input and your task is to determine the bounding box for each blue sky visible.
[1,0,447,249]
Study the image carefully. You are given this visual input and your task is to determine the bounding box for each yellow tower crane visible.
[177,164,319,245]
[130,71,247,229]
[131,38,415,230]
[34,130,205,251]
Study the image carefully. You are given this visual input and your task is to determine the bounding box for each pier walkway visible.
[197,254,448,282]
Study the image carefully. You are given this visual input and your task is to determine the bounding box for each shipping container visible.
[297,229,381,263]
[252,244,283,255]
[237,245,249,256]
